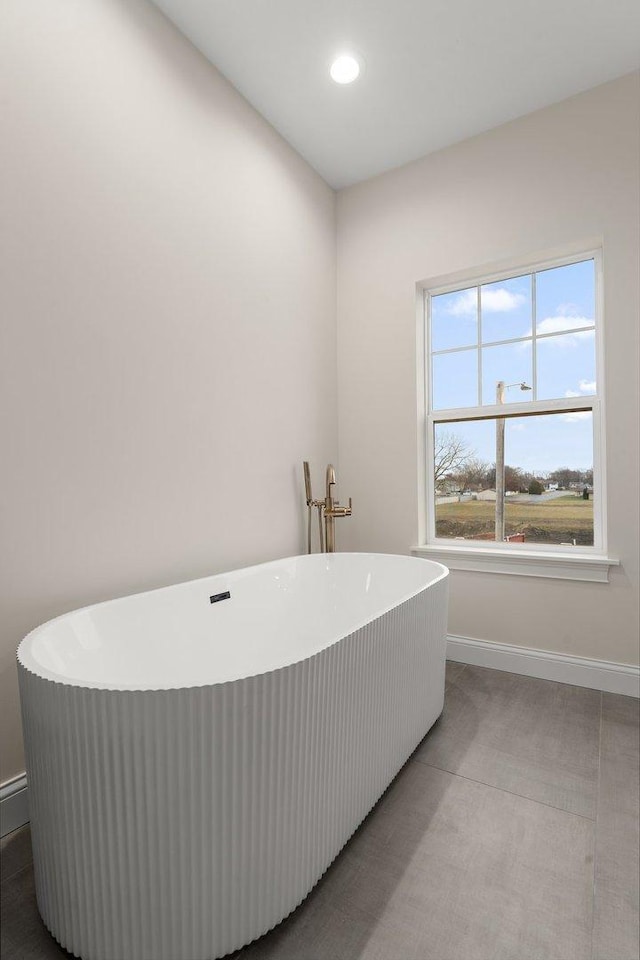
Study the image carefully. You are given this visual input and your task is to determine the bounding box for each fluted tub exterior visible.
[18,553,449,960]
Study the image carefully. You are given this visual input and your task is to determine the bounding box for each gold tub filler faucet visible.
[303,461,352,553]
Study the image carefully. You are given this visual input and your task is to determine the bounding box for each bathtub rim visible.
[17,552,449,693]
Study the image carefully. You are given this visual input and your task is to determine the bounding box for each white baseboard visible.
[0,775,29,838]
[447,634,640,697]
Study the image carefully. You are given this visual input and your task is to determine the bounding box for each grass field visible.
[436,495,594,545]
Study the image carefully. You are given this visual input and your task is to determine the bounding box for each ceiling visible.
[152,0,640,189]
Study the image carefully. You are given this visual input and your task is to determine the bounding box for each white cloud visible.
[556,302,581,316]
[445,287,525,317]
[565,380,596,401]
[563,410,591,422]
[481,289,526,313]
[446,290,477,316]
[510,423,526,431]
[536,316,594,342]
[563,378,596,420]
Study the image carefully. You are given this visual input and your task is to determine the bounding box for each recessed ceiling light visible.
[330,53,361,85]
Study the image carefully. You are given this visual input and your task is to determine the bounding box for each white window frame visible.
[413,245,618,582]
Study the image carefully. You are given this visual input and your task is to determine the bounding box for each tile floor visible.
[1,663,638,960]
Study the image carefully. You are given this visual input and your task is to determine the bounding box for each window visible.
[416,250,613,579]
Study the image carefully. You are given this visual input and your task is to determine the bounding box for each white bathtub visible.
[18,552,449,960]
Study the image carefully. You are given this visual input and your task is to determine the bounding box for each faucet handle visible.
[331,497,352,518]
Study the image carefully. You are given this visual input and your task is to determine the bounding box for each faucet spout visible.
[325,463,336,500]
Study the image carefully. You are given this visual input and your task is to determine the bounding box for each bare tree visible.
[454,457,489,493]
[484,463,529,492]
[549,467,583,488]
[434,431,470,485]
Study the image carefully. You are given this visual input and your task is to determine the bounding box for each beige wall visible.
[1,6,638,790]
[0,0,337,783]
[337,74,640,667]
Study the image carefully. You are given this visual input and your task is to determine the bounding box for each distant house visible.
[477,489,497,501]
[545,482,559,491]
[436,479,460,496]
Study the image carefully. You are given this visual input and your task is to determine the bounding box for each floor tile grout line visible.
[448,662,468,679]
[0,828,33,886]
[589,690,603,960]
[412,756,598,822]
[0,863,34,886]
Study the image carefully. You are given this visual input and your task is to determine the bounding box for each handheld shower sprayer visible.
[303,461,312,506]
[302,461,324,554]
[303,461,315,554]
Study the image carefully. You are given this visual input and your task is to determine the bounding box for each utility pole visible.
[495,381,506,542]
[495,380,532,543]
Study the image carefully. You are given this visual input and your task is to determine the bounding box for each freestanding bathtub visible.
[18,552,448,960]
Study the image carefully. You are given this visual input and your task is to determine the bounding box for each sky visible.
[430,259,596,473]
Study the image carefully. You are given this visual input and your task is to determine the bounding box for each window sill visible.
[410,544,619,582]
